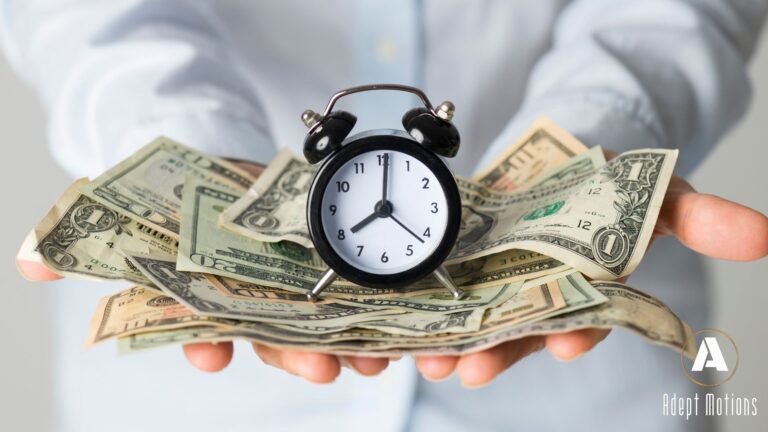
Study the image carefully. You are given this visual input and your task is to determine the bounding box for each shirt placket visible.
[352,0,422,132]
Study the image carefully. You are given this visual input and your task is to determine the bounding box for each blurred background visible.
[0,25,766,432]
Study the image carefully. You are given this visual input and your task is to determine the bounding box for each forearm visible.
[0,0,275,178]
[476,0,768,176]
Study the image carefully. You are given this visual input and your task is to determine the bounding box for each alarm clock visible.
[301,84,464,302]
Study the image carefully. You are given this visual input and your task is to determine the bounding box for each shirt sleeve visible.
[0,0,276,178]
[475,0,768,176]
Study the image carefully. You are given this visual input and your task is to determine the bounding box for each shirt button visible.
[375,38,398,63]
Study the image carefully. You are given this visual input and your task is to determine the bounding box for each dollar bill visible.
[478,272,604,331]
[356,309,486,336]
[206,274,315,303]
[177,174,333,292]
[84,285,231,347]
[219,150,317,247]
[448,149,679,280]
[124,251,394,326]
[80,137,255,238]
[473,116,589,191]
[453,145,605,209]
[118,326,233,354]
[534,271,609,319]
[515,145,606,189]
[18,178,178,285]
[180,175,566,297]
[324,282,523,315]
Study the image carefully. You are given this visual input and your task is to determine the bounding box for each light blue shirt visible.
[1,1,765,431]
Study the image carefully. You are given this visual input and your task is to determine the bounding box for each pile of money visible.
[18,117,696,358]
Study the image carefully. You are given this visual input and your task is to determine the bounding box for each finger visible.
[545,328,610,361]
[414,356,459,382]
[16,260,62,282]
[455,337,545,388]
[183,342,234,372]
[253,344,340,384]
[656,177,768,261]
[340,356,390,376]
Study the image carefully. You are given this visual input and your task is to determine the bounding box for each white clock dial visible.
[320,150,449,275]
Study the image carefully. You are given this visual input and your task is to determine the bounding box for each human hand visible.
[414,174,768,388]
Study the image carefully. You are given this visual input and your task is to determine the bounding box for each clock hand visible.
[381,152,389,203]
[389,214,425,244]
[350,211,379,234]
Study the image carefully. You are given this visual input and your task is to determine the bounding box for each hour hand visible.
[350,211,379,234]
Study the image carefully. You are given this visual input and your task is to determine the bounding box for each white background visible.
[0,33,766,432]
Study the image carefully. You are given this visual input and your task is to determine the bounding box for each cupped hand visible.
[415,174,768,388]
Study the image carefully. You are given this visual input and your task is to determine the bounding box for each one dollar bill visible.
[18,178,178,285]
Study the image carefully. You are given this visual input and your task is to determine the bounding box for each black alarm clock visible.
[301,84,464,302]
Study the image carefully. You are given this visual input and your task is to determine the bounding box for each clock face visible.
[320,149,449,275]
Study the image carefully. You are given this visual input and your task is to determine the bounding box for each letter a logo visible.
[682,329,738,387]
[691,337,728,372]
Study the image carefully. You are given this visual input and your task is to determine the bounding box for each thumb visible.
[655,177,768,261]
[17,260,63,282]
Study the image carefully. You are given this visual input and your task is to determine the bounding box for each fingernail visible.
[422,374,451,383]
[417,365,452,382]
[461,380,490,390]
[552,351,583,362]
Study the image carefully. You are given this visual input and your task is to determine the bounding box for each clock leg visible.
[307,268,337,302]
[433,265,464,300]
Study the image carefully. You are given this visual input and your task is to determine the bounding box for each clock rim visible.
[306,129,461,289]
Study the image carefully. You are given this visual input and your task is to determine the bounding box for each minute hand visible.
[381,152,389,202]
[389,214,425,244]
